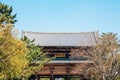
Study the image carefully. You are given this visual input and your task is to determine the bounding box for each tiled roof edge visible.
[93,31,99,43]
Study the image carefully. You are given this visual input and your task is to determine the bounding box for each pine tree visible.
[0,2,17,26]
[21,36,50,79]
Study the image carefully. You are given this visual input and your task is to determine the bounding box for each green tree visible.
[21,36,50,79]
[0,2,17,27]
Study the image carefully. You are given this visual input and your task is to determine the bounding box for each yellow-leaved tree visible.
[0,3,28,80]
[0,3,50,80]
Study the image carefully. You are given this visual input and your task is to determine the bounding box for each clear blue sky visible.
[1,0,120,36]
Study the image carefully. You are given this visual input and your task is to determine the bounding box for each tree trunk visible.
[4,74,6,80]
[102,74,106,80]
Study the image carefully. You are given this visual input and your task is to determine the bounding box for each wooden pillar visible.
[66,64,70,80]
[50,64,54,80]
[66,75,70,80]
[37,75,40,80]
[50,74,54,80]
[39,76,41,80]
[34,74,39,80]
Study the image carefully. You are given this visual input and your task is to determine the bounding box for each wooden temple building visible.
[22,31,98,80]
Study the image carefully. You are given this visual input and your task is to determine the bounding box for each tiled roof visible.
[50,60,93,63]
[22,31,98,47]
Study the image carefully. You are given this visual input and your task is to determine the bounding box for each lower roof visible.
[49,60,93,63]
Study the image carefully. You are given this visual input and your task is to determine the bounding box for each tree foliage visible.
[0,21,28,80]
[0,3,29,80]
[0,2,17,26]
[0,3,50,80]
[87,32,120,80]
[21,36,50,79]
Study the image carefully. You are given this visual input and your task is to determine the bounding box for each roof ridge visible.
[23,30,98,34]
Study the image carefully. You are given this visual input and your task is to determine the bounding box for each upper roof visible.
[22,31,98,47]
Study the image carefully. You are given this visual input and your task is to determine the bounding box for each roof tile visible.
[22,31,98,46]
